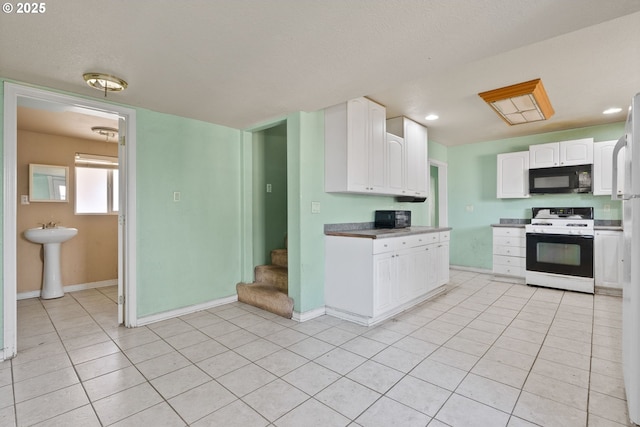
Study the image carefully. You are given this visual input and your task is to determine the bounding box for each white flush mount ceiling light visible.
[91,126,118,142]
[603,107,622,115]
[425,114,439,121]
[478,79,554,125]
[83,73,128,97]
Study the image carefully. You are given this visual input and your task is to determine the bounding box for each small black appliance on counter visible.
[374,210,411,229]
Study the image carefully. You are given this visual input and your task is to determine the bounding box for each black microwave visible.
[374,210,411,228]
[529,165,592,194]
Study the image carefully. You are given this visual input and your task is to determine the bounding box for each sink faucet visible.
[41,221,59,229]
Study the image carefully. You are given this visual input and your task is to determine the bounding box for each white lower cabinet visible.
[325,231,450,325]
[595,230,623,290]
[492,226,526,279]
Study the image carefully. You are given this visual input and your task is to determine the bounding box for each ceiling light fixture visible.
[91,126,119,142]
[603,107,622,115]
[425,114,439,121]
[83,73,128,97]
[478,78,554,125]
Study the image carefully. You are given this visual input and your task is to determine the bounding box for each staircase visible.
[236,246,293,319]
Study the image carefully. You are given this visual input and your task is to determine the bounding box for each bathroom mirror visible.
[29,163,69,202]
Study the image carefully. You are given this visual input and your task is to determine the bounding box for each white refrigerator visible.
[613,91,640,424]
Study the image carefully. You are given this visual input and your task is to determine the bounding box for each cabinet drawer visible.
[493,245,526,257]
[373,239,400,254]
[403,234,432,247]
[493,255,525,268]
[493,227,525,238]
[493,263,525,277]
[493,236,525,248]
[439,231,450,242]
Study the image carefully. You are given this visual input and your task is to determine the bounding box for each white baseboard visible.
[292,306,326,322]
[17,279,118,300]
[450,265,493,274]
[137,295,238,327]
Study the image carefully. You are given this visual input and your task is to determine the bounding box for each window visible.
[75,153,119,214]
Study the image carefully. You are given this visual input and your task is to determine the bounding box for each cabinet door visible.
[369,100,387,192]
[595,231,622,289]
[424,244,438,293]
[386,133,405,195]
[530,142,559,168]
[436,242,450,286]
[346,98,371,192]
[405,119,428,197]
[373,252,395,315]
[593,140,625,196]
[396,248,415,304]
[497,151,530,198]
[560,138,593,166]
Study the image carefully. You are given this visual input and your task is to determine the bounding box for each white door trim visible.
[3,82,138,359]
[429,159,448,227]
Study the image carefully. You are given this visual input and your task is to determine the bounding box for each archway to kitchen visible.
[3,83,137,359]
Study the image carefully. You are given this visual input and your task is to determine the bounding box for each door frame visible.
[429,159,448,227]
[3,82,138,359]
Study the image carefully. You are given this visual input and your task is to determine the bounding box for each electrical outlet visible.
[465,204,474,212]
[21,195,29,205]
[311,201,321,214]
[604,204,610,212]
[266,184,272,193]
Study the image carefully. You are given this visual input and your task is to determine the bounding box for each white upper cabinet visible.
[529,142,559,168]
[385,132,406,195]
[529,138,594,169]
[593,140,625,196]
[387,117,429,198]
[325,97,387,194]
[497,151,530,198]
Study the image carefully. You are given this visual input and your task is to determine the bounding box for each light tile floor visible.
[2,270,632,426]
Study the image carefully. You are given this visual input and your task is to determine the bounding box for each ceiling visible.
[2,1,640,146]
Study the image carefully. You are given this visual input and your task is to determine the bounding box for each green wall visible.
[446,123,625,270]
[136,109,243,317]
[264,124,288,257]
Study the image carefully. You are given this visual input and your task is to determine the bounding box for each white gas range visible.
[525,207,595,293]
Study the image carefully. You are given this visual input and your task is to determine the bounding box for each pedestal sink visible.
[24,227,78,299]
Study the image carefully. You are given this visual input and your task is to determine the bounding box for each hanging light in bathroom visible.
[83,73,128,97]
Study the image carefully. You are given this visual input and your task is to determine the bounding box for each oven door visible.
[526,233,594,278]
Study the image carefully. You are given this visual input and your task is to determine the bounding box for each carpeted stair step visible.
[271,249,288,268]
[255,265,288,292]
[236,282,293,319]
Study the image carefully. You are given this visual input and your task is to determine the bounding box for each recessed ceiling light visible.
[425,114,439,121]
[603,107,622,115]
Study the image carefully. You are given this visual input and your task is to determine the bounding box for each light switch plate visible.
[173,191,181,202]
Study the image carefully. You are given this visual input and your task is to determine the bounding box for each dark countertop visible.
[325,226,452,239]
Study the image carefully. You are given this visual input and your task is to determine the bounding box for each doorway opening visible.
[429,160,448,227]
[236,122,293,318]
[3,82,138,359]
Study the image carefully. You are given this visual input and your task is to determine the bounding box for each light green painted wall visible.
[252,131,266,266]
[136,109,243,317]
[447,122,625,270]
[429,140,448,163]
[264,124,288,257]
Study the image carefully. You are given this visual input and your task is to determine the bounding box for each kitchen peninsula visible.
[325,224,451,326]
